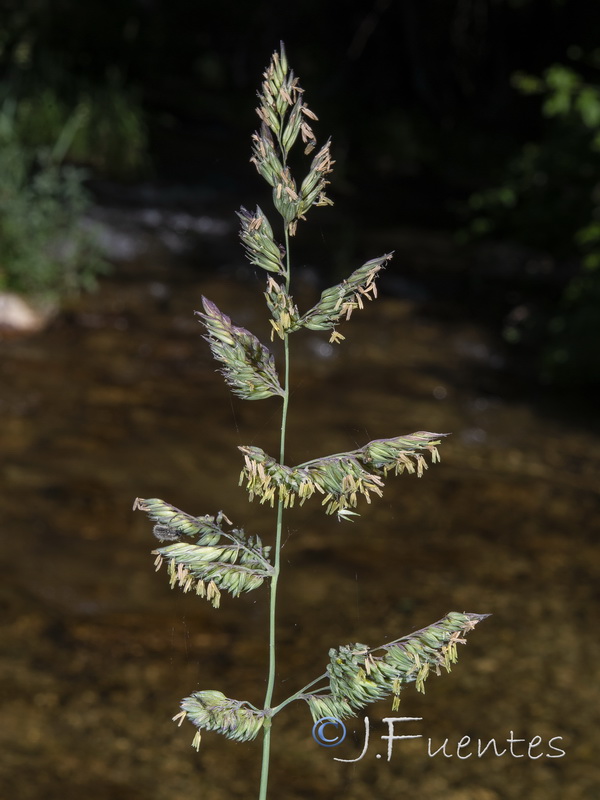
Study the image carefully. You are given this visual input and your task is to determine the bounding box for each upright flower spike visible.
[251,43,332,236]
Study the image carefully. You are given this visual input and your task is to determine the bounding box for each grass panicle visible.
[134,43,487,800]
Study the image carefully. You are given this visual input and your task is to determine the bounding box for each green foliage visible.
[0,77,147,179]
[135,45,486,799]
[0,97,108,300]
[515,64,600,137]
[463,57,600,386]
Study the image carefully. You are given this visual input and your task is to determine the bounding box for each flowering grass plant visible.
[135,44,487,800]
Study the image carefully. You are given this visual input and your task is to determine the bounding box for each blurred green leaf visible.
[0,97,109,300]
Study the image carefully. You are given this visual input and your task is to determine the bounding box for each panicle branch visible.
[134,497,273,607]
[250,125,285,189]
[134,497,236,544]
[297,138,334,218]
[238,432,447,516]
[303,612,489,721]
[196,296,284,400]
[175,691,270,749]
[263,253,390,341]
[238,206,285,275]
[300,253,393,342]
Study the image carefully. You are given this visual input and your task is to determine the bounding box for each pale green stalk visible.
[259,229,291,800]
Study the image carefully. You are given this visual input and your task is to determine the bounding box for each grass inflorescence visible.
[135,43,487,800]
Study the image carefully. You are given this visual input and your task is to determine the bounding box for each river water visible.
[1,208,599,799]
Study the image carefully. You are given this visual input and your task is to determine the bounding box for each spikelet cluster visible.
[263,253,391,342]
[238,206,285,275]
[304,612,489,721]
[134,498,273,607]
[360,431,445,476]
[175,691,269,749]
[264,276,301,339]
[134,497,237,543]
[196,296,284,400]
[250,43,333,236]
[300,253,393,343]
[239,444,384,513]
[238,431,446,515]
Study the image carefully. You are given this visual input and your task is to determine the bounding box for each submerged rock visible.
[0,292,53,334]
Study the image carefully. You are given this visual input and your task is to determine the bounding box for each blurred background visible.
[1,1,599,798]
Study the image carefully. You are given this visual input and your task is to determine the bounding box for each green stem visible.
[258,228,292,800]
[271,674,329,716]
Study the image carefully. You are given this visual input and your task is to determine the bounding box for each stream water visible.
[1,207,599,800]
